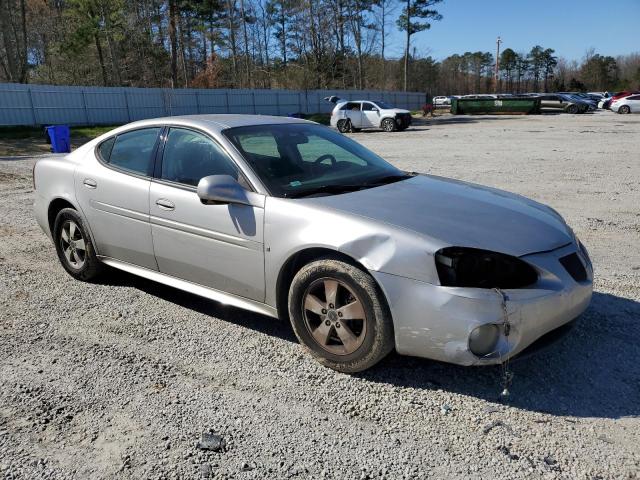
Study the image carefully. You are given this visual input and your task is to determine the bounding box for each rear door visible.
[75,127,161,270]
[540,95,562,110]
[149,127,265,301]
[626,95,640,112]
[342,102,363,128]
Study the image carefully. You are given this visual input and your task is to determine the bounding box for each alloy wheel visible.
[60,220,86,269]
[302,277,367,355]
[337,119,351,133]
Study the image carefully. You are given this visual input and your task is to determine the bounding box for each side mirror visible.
[197,175,250,206]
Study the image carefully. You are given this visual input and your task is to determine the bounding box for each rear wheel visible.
[53,208,102,281]
[336,119,351,133]
[567,104,579,114]
[381,118,396,132]
[619,105,631,114]
[288,259,394,373]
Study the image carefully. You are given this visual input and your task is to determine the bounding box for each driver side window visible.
[297,135,367,166]
[161,128,238,187]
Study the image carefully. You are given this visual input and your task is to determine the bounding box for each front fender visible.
[264,197,443,308]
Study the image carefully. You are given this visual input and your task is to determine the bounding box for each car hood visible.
[386,108,411,114]
[304,175,573,257]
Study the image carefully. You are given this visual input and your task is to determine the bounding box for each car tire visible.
[381,118,396,132]
[53,208,102,281]
[336,119,351,133]
[567,105,579,114]
[288,258,394,373]
[619,105,631,114]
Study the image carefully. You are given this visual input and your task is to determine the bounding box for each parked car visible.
[33,115,592,373]
[567,94,597,111]
[433,96,452,106]
[611,94,640,113]
[538,94,589,113]
[608,91,639,107]
[327,97,412,133]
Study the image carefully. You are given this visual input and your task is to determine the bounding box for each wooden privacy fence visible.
[0,83,426,126]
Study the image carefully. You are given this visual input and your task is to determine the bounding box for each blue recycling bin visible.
[45,125,71,153]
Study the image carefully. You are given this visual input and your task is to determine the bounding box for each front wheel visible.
[288,259,394,373]
[381,118,396,132]
[53,208,102,281]
[619,105,631,114]
[567,104,579,114]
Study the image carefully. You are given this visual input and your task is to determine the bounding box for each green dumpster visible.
[451,98,541,115]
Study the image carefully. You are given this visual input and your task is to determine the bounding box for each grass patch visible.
[0,125,120,141]
[305,113,330,125]
[71,125,119,138]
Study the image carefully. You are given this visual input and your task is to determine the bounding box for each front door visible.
[361,102,380,128]
[149,127,265,301]
[75,127,161,270]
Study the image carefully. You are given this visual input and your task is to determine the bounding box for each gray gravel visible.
[1,111,639,479]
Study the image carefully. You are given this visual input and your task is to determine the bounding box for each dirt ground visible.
[0,111,639,479]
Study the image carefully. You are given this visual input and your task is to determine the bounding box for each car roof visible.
[110,114,313,135]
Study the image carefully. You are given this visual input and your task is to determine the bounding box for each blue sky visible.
[384,0,640,60]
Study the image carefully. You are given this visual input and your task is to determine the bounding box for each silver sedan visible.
[33,115,593,372]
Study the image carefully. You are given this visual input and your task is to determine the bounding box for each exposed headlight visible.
[578,240,591,266]
[435,247,538,288]
[469,324,500,356]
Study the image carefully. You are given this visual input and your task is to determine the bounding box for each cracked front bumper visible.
[373,243,593,366]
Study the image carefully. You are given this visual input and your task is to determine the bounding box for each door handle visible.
[155,198,175,211]
[83,178,97,189]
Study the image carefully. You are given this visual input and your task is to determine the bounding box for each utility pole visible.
[494,36,502,93]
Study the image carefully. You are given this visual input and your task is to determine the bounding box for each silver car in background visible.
[611,94,640,114]
[33,115,592,372]
[537,94,589,114]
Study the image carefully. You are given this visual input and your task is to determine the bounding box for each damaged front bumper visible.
[372,243,593,366]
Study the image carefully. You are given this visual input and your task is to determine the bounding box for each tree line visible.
[1,0,638,95]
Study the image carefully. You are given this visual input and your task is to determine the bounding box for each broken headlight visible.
[435,247,538,289]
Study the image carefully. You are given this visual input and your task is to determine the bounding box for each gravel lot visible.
[1,111,639,479]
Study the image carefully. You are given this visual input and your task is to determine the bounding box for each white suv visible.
[327,98,412,133]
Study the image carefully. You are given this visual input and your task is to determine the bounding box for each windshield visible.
[373,101,393,109]
[224,123,406,198]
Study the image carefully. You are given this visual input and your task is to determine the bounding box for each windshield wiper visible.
[288,173,414,198]
[287,184,365,198]
[362,173,415,186]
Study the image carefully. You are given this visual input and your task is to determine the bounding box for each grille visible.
[559,253,587,282]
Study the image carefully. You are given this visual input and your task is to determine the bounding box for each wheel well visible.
[47,198,75,235]
[275,248,369,322]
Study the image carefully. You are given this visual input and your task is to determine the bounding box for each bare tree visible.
[396,0,441,91]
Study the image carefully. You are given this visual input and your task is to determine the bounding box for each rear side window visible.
[340,102,360,111]
[106,128,161,176]
[97,136,115,161]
